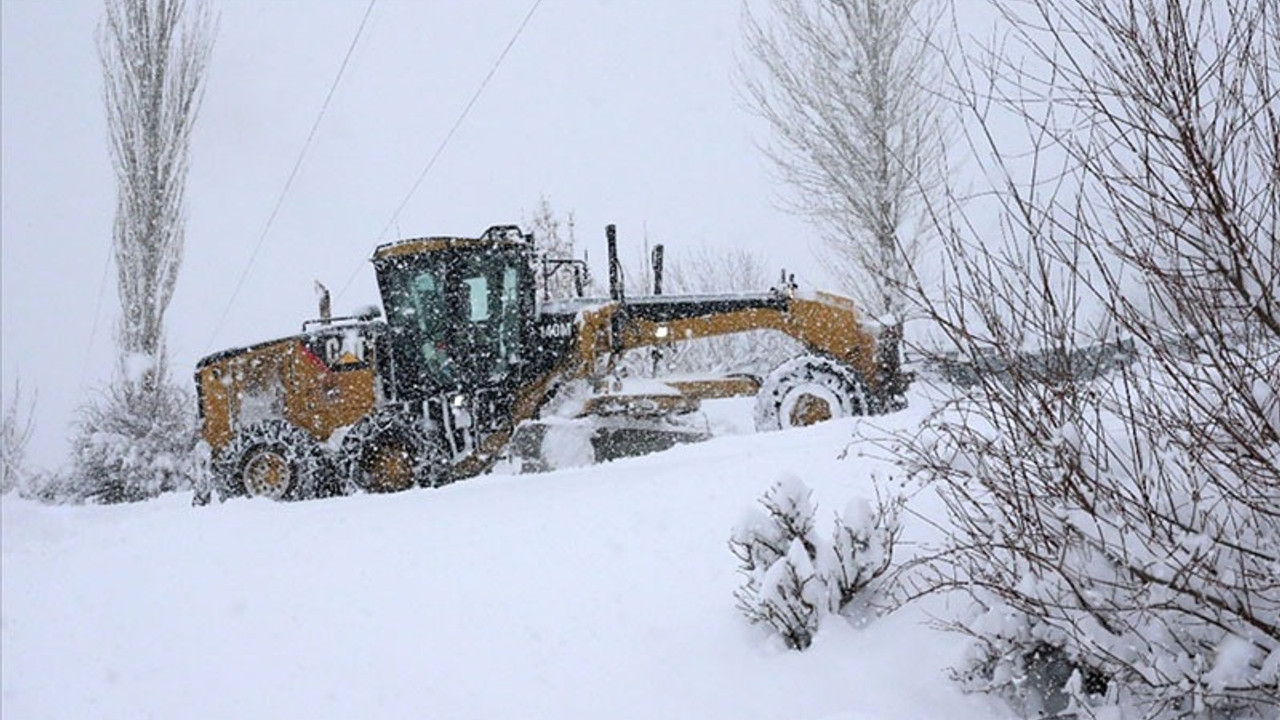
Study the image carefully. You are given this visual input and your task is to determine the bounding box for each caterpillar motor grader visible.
[194,224,905,502]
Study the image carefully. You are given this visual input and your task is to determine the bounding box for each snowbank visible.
[2,395,1001,720]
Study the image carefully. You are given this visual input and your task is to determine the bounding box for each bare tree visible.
[67,0,214,503]
[100,0,213,392]
[741,0,949,323]
[525,195,585,302]
[897,0,1279,717]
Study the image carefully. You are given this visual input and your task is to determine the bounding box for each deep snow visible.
[2,393,1006,720]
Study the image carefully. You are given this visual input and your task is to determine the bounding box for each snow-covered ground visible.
[2,392,1006,720]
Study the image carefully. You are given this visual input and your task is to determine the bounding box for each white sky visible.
[3,0,838,469]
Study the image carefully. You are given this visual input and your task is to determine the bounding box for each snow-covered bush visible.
[1,379,36,495]
[14,469,86,506]
[731,477,901,650]
[67,377,199,504]
[907,354,1280,718]
[828,495,899,614]
[954,611,1112,720]
[0,380,72,503]
[897,0,1279,716]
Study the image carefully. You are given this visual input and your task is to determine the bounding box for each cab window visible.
[463,276,489,321]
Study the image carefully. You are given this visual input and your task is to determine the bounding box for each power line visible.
[377,0,544,242]
[205,0,378,351]
[79,244,114,388]
[336,0,544,302]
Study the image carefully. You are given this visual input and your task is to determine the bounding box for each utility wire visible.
[377,0,543,242]
[79,244,114,388]
[336,0,544,301]
[205,0,378,351]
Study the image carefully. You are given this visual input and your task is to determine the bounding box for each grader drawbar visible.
[194,224,905,502]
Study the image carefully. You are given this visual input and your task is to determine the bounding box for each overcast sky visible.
[3,0,847,468]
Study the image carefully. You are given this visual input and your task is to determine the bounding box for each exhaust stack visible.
[315,281,332,323]
[652,244,664,295]
[607,224,622,301]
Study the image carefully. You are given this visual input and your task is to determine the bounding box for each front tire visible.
[213,420,331,501]
[339,411,448,493]
[754,355,870,432]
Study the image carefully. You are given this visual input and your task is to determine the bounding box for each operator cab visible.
[372,226,536,402]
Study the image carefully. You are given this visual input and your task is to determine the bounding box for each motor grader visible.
[194,224,904,501]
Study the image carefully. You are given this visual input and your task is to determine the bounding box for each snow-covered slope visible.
[2,396,1003,720]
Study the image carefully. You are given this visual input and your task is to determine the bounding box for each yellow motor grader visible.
[194,224,904,501]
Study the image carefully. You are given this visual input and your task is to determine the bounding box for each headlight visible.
[452,394,466,408]
[655,325,670,339]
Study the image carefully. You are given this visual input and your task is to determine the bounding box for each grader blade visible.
[508,406,710,473]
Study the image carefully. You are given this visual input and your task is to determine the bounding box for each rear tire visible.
[339,412,448,493]
[754,355,869,432]
[213,420,331,501]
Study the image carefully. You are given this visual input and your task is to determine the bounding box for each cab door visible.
[447,252,530,390]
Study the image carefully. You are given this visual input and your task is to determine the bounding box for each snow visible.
[537,419,597,469]
[609,376,684,396]
[121,351,155,386]
[1,392,1005,720]
[1206,635,1261,694]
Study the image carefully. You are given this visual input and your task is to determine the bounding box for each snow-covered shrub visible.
[1,379,36,495]
[731,477,901,650]
[828,495,899,614]
[954,598,1112,717]
[0,381,73,503]
[906,354,1280,718]
[896,0,1279,715]
[731,478,824,650]
[68,377,199,504]
[750,537,827,651]
[15,469,85,505]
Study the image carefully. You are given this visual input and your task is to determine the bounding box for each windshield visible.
[377,245,531,395]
